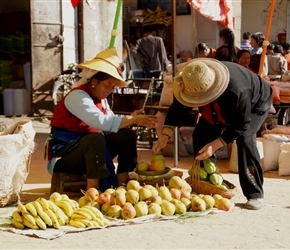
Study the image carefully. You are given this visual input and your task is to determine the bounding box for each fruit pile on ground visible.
[78,175,233,221]
[11,175,233,230]
[11,192,110,230]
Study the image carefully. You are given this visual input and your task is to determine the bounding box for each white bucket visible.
[3,88,14,116]
[14,89,31,115]
[23,62,32,90]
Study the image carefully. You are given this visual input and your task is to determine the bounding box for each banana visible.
[37,198,50,210]
[44,208,60,229]
[22,213,36,226]
[94,217,105,227]
[55,200,74,217]
[69,219,86,228]
[49,192,62,203]
[22,216,39,229]
[52,219,61,229]
[31,201,44,216]
[47,200,59,213]
[74,218,94,227]
[25,202,38,217]
[79,207,98,221]
[34,216,47,230]
[38,211,52,227]
[17,203,28,214]
[60,194,70,200]
[67,199,80,210]
[82,205,104,220]
[90,220,101,227]
[71,211,92,221]
[54,208,65,226]
[12,219,25,229]
[12,210,23,223]
[55,206,69,225]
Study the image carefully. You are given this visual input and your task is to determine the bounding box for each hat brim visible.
[78,59,128,87]
[173,58,229,107]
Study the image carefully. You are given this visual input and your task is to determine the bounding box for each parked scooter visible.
[52,63,79,109]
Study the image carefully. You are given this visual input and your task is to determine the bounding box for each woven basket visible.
[0,191,18,208]
[189,160,236,199]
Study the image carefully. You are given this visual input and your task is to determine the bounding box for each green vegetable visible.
[203,158,217,174]
[199,168,208,181]
[209,173,223,186]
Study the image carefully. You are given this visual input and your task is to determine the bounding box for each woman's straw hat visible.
[173,58,229,107]
[77,48,127,87]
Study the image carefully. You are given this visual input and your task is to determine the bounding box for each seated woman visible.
[268,44,288,76]
[47,48,158,191]
[194,42,216,58]
[236,49,254,72]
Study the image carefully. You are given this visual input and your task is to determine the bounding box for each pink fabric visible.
[187,0,233,28]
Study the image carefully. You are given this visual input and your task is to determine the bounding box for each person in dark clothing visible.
[249,32,268,75]
[131,27,171,78]
[152,58,272,210]
[47,48,158,191]
[194,42,216,58]
[215,28,238,62]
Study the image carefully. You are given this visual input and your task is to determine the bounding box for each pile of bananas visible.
[12,198,69,230]
[69,205,110,228]
[189,158,230,189]
[50,192,79,218]
[11,192,110,230]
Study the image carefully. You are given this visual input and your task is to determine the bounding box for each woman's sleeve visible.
[64,90,122,132]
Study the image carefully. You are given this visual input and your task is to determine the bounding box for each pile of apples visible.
[78,175,232,220]
[136,154,166,172]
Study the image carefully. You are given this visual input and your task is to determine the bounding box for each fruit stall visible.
[0,153,236,239]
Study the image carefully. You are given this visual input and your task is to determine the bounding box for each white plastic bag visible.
[0,120,35,204]
[278,143,290,176]
[263,134,289,171]
[229,138,264,173]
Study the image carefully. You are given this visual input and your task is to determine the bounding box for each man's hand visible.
[195,138,224,160]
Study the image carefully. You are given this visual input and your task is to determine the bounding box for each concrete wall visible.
[82,1,123,61]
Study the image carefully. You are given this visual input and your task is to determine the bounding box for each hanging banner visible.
[187,0,233,28]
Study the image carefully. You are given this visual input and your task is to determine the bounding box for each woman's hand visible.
[131,109,143,116]
[195,138,224,160]
[134,115,158,128]
[152,135,169,155]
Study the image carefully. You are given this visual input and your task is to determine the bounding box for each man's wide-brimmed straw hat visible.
[173,58,230,107]
[77,47,127,87]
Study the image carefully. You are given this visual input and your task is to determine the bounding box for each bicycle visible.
[52,63,79,109]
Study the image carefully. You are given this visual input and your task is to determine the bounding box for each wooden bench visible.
[50,172,87,194]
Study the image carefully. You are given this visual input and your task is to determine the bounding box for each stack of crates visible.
[0,60,12,89]
[0,33,29,54]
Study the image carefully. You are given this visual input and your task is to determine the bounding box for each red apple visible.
[97,192,111,206]
[84,187,99,201]
[121,202,136,219]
